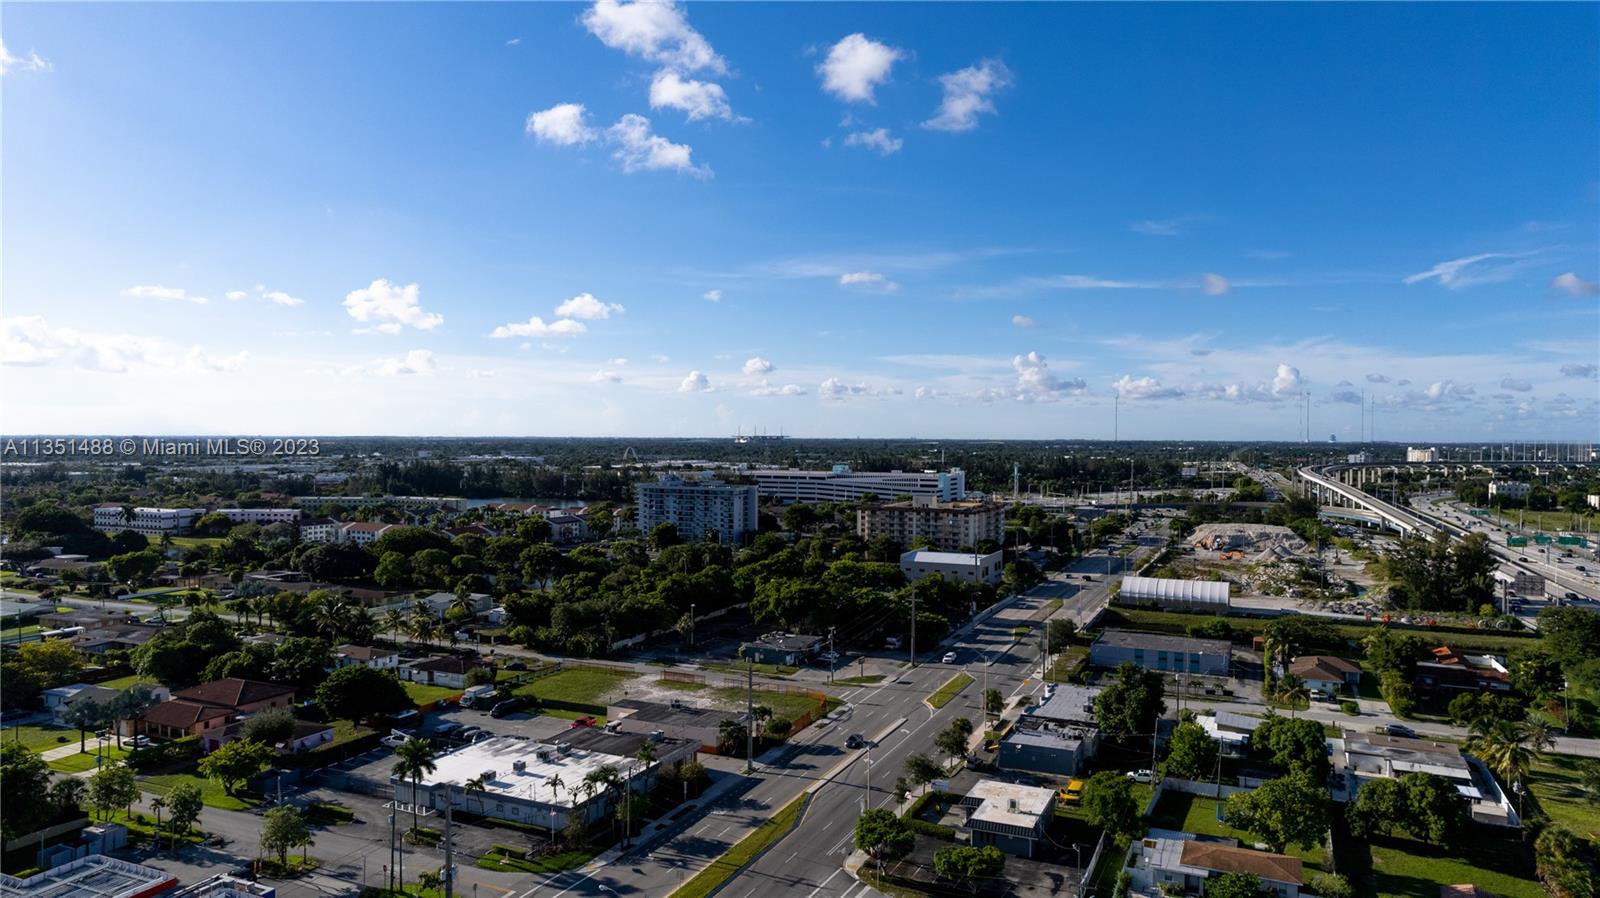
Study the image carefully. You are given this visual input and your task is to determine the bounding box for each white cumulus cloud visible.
[1270,363,1302,396]
[344,280,443,333]
[350,349,437,377]
[555,293,625,320]
[742,356,774,376]
[1500,377,1533,392]
[1113,375,1184,400]
[581,0,726,74]
[703,289,722,302]
[923,59,1012,132]
[817,33,901,103]
[844,128,903,156]
[1011,315,1035,328]
[751,382,805,397]
[1201,273,1231,296]
[678,370,712,392]
[526,103,599,146]
[650,70,735,121]
[591,369,623,383]
[607,114,711,177]
[1012,351,1086,401]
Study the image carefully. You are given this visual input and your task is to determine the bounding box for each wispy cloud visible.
[1402,250,1540,290]
[839,271,901,293]
[0,38,51,75]
[1129,216,1200,237]
[123,285,209,305]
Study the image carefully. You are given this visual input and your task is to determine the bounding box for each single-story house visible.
[958,780,1057,858]
[42,683,123,725]
[136,678,295,744]
[740,632,823,666]
[401,655,488,690]
[335,644,400,670]
[1286,655,1362,696]
[1125,829,1303,898]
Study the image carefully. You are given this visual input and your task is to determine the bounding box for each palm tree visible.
[1467,718,1540,788]
[408,606,437,648]
[582,767,622,840]
[150,796,167,851]
[311,593,352,642]
[384,607,409,646]
[1278,674,1310,719]
[463,774,489,817]
[1523,719,1556,753]
[393,737,438,839]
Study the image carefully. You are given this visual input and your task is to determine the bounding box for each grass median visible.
[927,673,974,709]
[669,794,807,898]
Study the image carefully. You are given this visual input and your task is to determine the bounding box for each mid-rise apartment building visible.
[856,496,1005,551]
[1405,447,1440,463]
[1487,481,1531,501]
[215,507,302,526]
[337,521,395,545]
[92,505,206,535]
[752,465,966,504]
[635,473,759,545]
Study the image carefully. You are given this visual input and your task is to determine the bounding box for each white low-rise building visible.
[299,517,339,543]
[215,508,302,526]
[899,549,1003,585]
[92,505,206,535]
[1488,481,1531,501]
[393,731,696,829]
[337,521,394,544]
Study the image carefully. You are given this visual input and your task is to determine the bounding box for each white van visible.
[462,684,497,707]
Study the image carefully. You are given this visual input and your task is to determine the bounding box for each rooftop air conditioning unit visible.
[481,769,496,781]
[556,741,572,754]
[649,730,664,742]
[512,759,527,772]
[604,720,622,734]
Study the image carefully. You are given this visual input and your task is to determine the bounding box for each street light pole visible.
[745,657,755,773]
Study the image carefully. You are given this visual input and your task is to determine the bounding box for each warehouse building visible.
[899,549,1004,585]
[1089,629,1232,676]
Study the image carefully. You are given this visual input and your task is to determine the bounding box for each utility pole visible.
[745,657,755,773]
[443,798,455,898]
[828,627,836,684]
[389,810,397,891]
[909,592,917,668]
[690,603,696,648]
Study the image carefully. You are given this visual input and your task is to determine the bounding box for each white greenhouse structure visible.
[1118,575,1231,610]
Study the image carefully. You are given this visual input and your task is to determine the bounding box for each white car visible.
[380,734,409,749]
[1126,769,1154,783]
[941,652,958,664]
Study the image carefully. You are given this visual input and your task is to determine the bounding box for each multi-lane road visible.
[516,529,1165,898]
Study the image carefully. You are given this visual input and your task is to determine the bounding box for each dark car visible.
[490,697,526,718]
[845,733,866,749]
[505,659,528,671]
[433,723,463,740]
[456,726,482,742]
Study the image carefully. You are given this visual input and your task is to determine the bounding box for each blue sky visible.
[3,1,1597,440]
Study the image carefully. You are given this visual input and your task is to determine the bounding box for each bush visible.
[126,736,201,772]
[1307,873,1353,898]
[1378,670,1417,718]
[1339,700,1360,716]
[903,818,956,840]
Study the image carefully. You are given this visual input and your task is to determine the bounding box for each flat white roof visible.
[402,735,644,808]
[1120,575,1230,603]
[901,550,1002,565]
[0,855,175,898]
[967,780,1054,828]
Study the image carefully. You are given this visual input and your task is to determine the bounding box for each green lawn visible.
[670,794,806,898]
[98,673,159,690]
[1354,835,1542,898]
[1101,607,1542,656]
[0,624,44,640]
[702,660,798,678]
[1527,754,1600,839]
[477,847,594,874]
[707,687,838,723]
[1487,508,1594,537]
[927,673,973,709]
[140,771,261,811]
[2,725,75,752]
[49,744,131,773]
[512,666,636,711]
[401,681,461,705]
[1148,791,1327,874]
